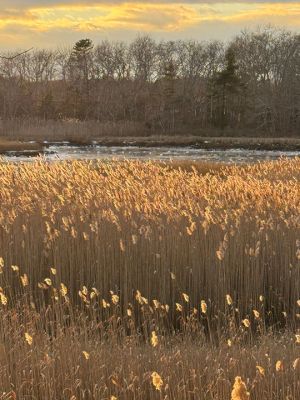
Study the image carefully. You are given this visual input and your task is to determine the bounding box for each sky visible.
[0,1,299,49]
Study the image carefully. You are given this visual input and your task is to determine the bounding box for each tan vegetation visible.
[2,118,300,150]
[0,158,299,399]
[156,161,225,177]
[0,118,143,143]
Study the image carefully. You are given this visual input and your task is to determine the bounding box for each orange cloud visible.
[0,3,201,32]
[0,2,298,47]
[211,3,300,24]
[0,3,299,32]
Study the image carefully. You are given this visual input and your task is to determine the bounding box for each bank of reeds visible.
[1,118,300,151]
[0,158,299,398]
[0,118,145,142]
[0,295,299,399]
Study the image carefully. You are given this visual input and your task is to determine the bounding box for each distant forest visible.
[0,26,299,137]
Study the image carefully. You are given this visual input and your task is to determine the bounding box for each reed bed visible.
[0,158,299,399]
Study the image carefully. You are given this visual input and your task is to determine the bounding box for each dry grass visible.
[157,160,229,174]
[1,118,300,150]
[0,158,299,399]
[0,118,145,142]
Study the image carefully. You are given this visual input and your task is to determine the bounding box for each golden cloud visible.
[0,3,202,32]
[212,3,300,24]
[0,2,298,42]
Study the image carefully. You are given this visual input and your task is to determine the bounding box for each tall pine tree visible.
[210,47,244,129]
[68,39,94,119]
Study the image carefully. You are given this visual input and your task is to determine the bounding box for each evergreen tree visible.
[69,39,93,89]
[162,61,177,132]
[211,47,244,129]
[68,39,94,118]
[39,91,56,119]
[70,39,93,75]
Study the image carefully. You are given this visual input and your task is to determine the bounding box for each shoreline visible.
[0,139,43,154]
[88,136,300,151]
[1,136,300,154]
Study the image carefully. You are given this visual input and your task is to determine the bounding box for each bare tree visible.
[129,36,158,82]
[0,48,33,61]
[0,28,298,136]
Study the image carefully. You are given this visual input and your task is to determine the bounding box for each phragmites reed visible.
[0,158,298,323]
[151,372,163,391]
[231,376,250,400]
[0,158,299,399]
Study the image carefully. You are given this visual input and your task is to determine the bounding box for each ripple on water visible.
[2,145,299,163]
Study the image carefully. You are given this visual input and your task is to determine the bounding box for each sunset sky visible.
[0,1,299,49]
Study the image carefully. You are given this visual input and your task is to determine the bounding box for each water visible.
[2,143,299,163]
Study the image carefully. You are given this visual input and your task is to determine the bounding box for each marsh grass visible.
[1,118,300,151]
[0,158,299,399]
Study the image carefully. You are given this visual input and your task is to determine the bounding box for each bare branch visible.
[0,48,33,61]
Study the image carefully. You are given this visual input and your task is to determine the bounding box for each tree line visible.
[0,26,299,137]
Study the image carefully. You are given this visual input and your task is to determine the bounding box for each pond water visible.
[2,143,300,163]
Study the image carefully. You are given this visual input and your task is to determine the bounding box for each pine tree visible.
[68,39,94,118]
[39,91,55,119]
[70,39,93,76]
[162,61,177,132]
[69,39,93,90]
[211,47,244,129]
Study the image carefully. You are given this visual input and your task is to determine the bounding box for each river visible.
[2,143,300,163]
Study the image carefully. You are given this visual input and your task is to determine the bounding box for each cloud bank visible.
[0,1,299,48]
